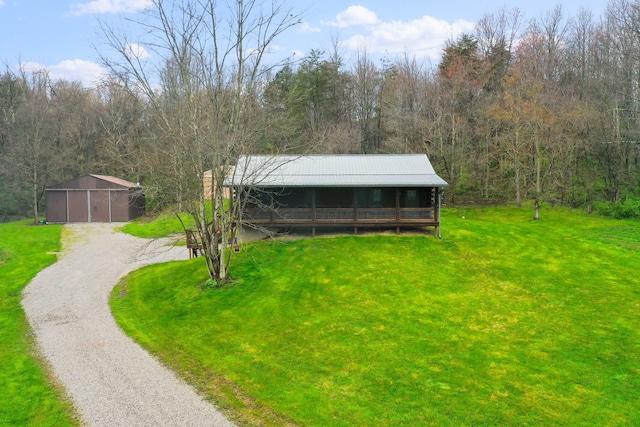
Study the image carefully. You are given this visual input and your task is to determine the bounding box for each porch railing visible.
[244,207,435,223]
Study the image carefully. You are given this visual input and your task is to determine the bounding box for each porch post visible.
[312,188,316,237]
[312,189,317,222]
[437,187,442,238]
[269,190,274,222]
[353,188,358,235]
[396,188,400,234]
[353,188,358,222]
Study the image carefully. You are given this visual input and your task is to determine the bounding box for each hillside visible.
[112,207,640,426]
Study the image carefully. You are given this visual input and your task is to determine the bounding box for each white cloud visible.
[342,15,475,59]
[69,0,152,16]
[125,43,149,59]
[0,1,5,7]
[21,60,107,87]
[323,5,378,28]
[266,44,285,54]
[298,21,321,33]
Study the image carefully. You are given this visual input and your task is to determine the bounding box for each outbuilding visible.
[227,154,448,236]
[45,174,144,223]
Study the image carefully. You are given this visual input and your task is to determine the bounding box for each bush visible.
[595,197,640,219]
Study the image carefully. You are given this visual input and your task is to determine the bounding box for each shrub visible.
[595,197,640,219]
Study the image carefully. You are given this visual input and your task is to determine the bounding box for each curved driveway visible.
[22,223,233,427]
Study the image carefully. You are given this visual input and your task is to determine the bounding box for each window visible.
[316,188,354,208]
[371,188,382,207]
[357,188,393,208]
[405,190,418,207]
[277,188,312,208]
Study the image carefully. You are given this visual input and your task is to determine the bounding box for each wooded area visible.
[1,0,639,223]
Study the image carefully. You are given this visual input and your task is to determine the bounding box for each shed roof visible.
[46,174,140,190]
[228,154,448,188]
[88,174,139,188]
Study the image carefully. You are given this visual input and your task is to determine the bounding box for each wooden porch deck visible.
[242,207,439,234]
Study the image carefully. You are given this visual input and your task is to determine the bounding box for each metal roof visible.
[46,174,140,190]
[89,174,140,188]
[228,154,448,187]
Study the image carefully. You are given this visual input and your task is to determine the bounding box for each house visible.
[45,174,144,223]
[203,168,233,199]
[226,154,447,235]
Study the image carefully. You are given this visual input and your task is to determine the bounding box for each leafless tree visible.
[352,48,380,153]
[97,78,148,183]
[101,0,301,283]
[7,69,58,222]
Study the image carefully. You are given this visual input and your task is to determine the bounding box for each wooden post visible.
[436,188,442,238]
[312,189,317,222]
[353,189,358,223]
[269,191,274,223]
[311,189,317,238]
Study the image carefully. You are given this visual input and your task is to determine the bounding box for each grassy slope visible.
[113,207,640,426]
[0,221,77,426]
[119,211,190,238]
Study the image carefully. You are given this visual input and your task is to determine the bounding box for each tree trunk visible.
[32,164,39,223]
[533,136,541,220]
[515,162,521,207]
[515,131,521,207]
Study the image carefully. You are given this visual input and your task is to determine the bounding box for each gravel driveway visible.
[22,223,234,427]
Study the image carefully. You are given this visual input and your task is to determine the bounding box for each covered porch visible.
[242,186,442,235]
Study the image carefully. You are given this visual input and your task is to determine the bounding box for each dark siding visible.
[78,176,117,190]
[90,191,110,222]
[46,175,144,222]
[48,177,78,190]
[130,193,145,220]
[77,176,94,189]
[46,191,68,223]
[111,191,130,222]
[49,175,128,190]
[68,191,88,222]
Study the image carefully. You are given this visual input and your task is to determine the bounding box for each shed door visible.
[46,191,68,223]
[110,191,130,221]
[90,191,110,222]
[68,191,89,222]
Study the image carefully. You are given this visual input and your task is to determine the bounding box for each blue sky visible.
[0,0,605,87]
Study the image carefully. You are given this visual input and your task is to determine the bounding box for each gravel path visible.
[22,223,234,427]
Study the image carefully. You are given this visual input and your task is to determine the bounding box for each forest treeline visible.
[1,1,639,222]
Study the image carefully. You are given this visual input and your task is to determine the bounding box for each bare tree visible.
[97,78,148,183]
[475,6,522,59]
[352,48,380,153]
[0,71,24,221]
[101,0,301,284]
[6,69,58,223]
[475,6,521,95]
[597,0,640,201]
[437,34,486,202]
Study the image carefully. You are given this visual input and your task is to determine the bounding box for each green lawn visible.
[119,211,192,238]
[112,206,640,426]
[0,221,77,426]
